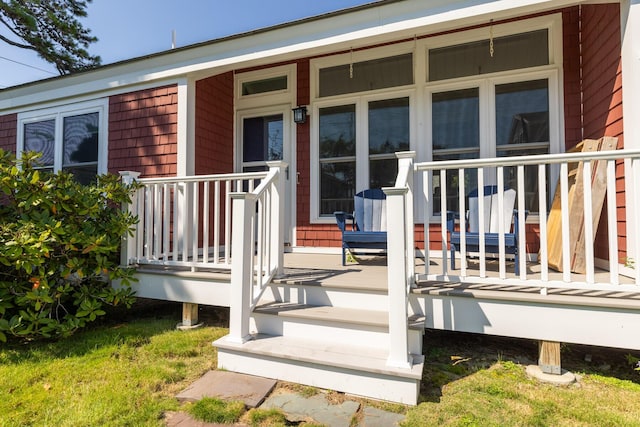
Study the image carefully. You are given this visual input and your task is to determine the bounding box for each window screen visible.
[319,53,413,97]
[429,29,548,81]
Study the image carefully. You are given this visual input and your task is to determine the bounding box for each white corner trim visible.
[176,78,194,176]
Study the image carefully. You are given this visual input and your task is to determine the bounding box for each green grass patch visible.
[405,361,640,426]
[0,312,227,427]
[246,407,288,426]
[189,397,245,424]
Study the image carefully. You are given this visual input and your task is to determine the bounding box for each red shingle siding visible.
[0,114,17,153]
[562,7,582,149]
[581,4,625,262]
[195,72,234,175]
[108,85,178,177]
[295,59,322,246]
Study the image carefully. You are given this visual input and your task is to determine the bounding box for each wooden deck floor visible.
[280,252,635,288]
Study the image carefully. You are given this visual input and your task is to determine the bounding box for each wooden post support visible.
[538,341,561,374]
[177,302,203,330]
[183,303,199,326]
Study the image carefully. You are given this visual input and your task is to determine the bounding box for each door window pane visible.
[319,105,355,158]
[429,29,548,81]
[321,161,356,215]
[368,97,410,188]
[319,105,356,216]
[496,79,550,213]
[243,114,283,162]
[319,53,413,97]
[432,88,480,214]
[24,119,56,167]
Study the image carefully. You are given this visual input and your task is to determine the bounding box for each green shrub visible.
[0,150,138,341]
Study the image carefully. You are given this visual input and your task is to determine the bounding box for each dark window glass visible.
[24,119,55,167]
[496,79,550,213]
[319,105,356,216]
[368,97,410,188]
[431,88,480,214]
[63,113,99,165]
[242,115,283,163]
[319,53,413,97]
[242,76,287,95]
[429,29,548,81]
[320,161,356,216]
[319,105,356,159]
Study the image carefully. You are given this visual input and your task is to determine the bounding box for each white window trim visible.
[235,64,296,110]
[16,98,109,176]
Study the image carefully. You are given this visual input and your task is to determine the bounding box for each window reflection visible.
[319,105,356,216]
[432,88,480,214]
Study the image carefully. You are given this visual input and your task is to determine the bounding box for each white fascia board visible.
[0,0,584,113]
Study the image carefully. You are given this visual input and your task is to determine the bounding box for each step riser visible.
[251,313,424,354]
[263,285,389,311]
[217,349,419,405]
[251,313,389,349]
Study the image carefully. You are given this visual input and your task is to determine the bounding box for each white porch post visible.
[622,0,640,265]
[385,187,411,368]
[385,152,416,369]
[227,192,256,343]
[266,161,288,277]
[119,171,141,267]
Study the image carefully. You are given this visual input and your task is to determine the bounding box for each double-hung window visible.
[18,100,107,184]
[313,52,413,218]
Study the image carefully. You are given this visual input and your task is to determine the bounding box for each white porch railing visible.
[415,148,640,290]
[227,161,286,343]
[122,170,269,271]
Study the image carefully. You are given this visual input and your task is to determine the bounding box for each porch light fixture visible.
[292,106,308,124]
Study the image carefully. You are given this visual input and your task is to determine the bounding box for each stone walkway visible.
[167,371,406,427]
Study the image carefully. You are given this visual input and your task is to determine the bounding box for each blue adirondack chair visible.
[447,185,527,275]
[334,189,387,266]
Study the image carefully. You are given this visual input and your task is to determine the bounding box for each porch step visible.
[252,302,424,353]
[214,334,423,404]
[264,281,389,311]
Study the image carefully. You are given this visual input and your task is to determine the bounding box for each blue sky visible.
[0,0,373,89]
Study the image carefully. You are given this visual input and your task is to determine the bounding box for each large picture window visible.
[18,101,106,185]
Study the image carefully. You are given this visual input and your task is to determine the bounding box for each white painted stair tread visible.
[215,334,424,379]
[254,302,425,329]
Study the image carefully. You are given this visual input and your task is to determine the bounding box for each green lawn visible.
[2,303,640,426]
[0,303,225,427]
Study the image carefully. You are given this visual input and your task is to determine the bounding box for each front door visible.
[238,108,294,245]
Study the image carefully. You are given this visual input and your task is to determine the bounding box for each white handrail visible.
[416,147,640,290]
[126,171,269,271]
[228,162,286,343]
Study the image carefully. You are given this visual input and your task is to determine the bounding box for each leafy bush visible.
[0,150,138,341]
